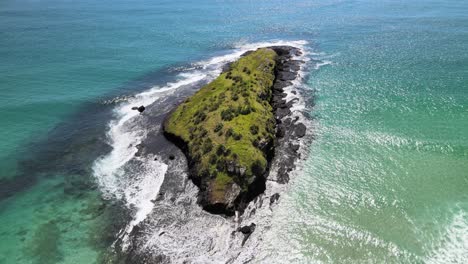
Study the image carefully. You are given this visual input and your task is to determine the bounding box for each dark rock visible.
[277,166,290,183]
[278,71,297,81]
[284,63,301,72]
[272,97,286,108]
[168,154,175,160]
[273,86,284,93]
[241,50,254,57]
[283,118,292,127]
[270,46,294,56]
[134,144,144,157]
[238,223,256,246]
[270,193,280,205]
[249,208,256,217]
[273,81,292,91]
[276,108,292,119]
[286,98,299,107]
[132,105,146,113]
[293,49,302,56]
[127,253,170,264]
[290,143,300,152]
[276,125,285,138]
[278,101,288,109]
[238,224,255,234]
[294,123,306,138]
[222,62,233,73]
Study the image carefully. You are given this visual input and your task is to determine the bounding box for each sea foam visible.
[92,40,314,257]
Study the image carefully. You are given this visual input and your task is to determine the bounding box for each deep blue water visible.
[1,0,467,263]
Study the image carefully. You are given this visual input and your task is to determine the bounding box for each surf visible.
[91,40,314,261]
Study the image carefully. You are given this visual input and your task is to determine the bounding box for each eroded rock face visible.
[268,46,308,186]
[202,182,241,214]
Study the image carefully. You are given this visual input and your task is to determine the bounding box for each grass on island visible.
[165,48,277,201]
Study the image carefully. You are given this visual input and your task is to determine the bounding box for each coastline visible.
[114,43,311,263]
[161,46,306,216]
[2,0,466,262]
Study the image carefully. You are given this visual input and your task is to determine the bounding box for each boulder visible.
[273,81,292,91]
[276,166,290,183]
[286,98,299,108]
[132,105,146,113]
[276,125,286,138]
[278,71,297,81]
[272,97,286,108]
[276,108,292,119]
[294,123,306,138]
[238,223,256,234]
[238,223,256,246]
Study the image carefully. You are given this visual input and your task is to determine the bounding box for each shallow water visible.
[1,0,467,263]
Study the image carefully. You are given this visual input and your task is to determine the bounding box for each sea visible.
[0,0,467,263]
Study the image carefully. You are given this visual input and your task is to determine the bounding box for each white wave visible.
[93,72,208,248]
[195,39,309,70]
[235,39,309,50]
[426,210,468,264]
[93,72,206,199]
[127,40,315,263]
[314,60,332,69]
[92,39,315,258]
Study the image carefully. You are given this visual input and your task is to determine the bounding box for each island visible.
[163,46,304,215]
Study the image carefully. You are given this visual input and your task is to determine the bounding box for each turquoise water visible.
[1,0,467,263]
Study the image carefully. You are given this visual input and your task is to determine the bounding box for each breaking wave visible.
[426,208,468,264]
[91,40,315,260]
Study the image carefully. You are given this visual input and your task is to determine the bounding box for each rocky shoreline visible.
[268,46,307,183]
[110,44,310,263]
[162,46,305,216]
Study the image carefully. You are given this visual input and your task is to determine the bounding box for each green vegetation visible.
[165,48,277,203]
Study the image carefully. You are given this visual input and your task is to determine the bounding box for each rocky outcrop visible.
[163,46,305,215]
[131,105,146,113]
[237,223,256,246]
[269,46,306,184]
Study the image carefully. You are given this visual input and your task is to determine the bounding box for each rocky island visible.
[163,46,304,215]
